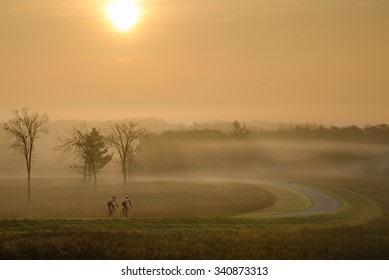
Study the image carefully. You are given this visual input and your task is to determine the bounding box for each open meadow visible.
[0,175,388,259]
[0,177,277,218]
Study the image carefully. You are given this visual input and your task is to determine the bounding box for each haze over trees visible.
[2,115,389,184]
[149,122,389,144]
[230,120,252,139]
[106,121,147,186]
[57,127,112,188]
[2,108,49,202]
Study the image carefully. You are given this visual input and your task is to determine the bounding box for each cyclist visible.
[107,196,119,215]
[121,196,133,217]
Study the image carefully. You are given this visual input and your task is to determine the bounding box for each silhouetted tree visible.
[56,127,91,182]
[3,108,49,202]
[364,124,389,144]
[106,122,146,185]
[57,127,112,188]
[86,128,112,187]
[125,145,141,179]
[230,120,251,139]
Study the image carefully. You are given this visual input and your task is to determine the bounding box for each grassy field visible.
[0,176,388,259]
[0,178,277,218]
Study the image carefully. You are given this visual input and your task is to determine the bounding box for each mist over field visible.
[1,119,388,219]
[1,119,388,179]
[139,138,389,178]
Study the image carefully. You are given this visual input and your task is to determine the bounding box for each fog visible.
[138,138,389,178]
[1,120,389,218]
[1,121,388,179]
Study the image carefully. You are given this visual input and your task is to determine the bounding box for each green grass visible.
[1,214,389,259]
[235,183,312,217]
[290,178,382,226]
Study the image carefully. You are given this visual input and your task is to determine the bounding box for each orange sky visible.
[1,0,388,125]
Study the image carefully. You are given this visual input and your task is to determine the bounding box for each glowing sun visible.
[107,0,140,31]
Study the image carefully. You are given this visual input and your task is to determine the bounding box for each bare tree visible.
[56,127,112,188]
[3,108,49,202]
[106,121,147,185]
[56,127,92,182]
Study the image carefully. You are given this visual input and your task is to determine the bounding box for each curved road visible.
[258,180,341,217]
[136,177,342,217]
[213,178,342,217]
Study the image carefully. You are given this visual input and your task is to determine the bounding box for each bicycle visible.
[120,206,132,218]
[106,206,118,218]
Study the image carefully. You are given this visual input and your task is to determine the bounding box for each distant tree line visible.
[150,120,251,141]
[253,124,389,144]
[150,123,389,144]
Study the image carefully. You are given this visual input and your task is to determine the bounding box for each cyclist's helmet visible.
[125,196,128,198]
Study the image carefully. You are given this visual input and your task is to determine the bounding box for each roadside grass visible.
[235,184,312,217]
[235,176,381,227]
[289,178,382,226]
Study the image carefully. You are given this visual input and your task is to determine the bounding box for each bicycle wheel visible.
[127,207,132,218]
[106,208,116,218]
[120,208,128,218]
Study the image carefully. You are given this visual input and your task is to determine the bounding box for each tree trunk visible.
[92,162,97,189]
[122,161,127,185]
[83,163,87,183]
[88,163,92,182]
[26,153,31,203]
[93,172,97,189]
[123,170,127,185]
[27,170,31,203]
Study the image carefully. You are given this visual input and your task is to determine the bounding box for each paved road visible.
[215,178,342,217]
[258,180,341,217]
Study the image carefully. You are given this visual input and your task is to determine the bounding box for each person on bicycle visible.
[107,196,119,214]
[122,196,133,216]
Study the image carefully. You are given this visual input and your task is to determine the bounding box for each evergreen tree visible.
[230,120,251,139]
[57,127,112,188]
[85,128,112,188]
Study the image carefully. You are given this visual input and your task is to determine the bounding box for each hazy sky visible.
[1,0,388,125]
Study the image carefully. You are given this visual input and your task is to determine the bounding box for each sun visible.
[107,0,140,32]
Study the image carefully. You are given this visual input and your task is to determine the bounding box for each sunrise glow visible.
[107,0,140,31]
